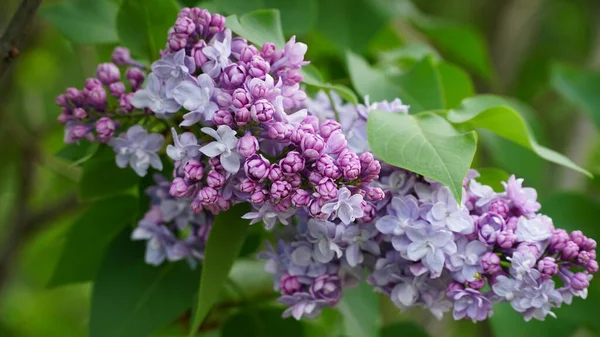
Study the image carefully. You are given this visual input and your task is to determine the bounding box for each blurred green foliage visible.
[2,0,600,336]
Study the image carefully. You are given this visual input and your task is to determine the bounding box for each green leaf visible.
[301,65,359,105]
[338,282,380,337]
[40,0,119,44]
[347,52,445,112]
[346,51,403,103]
[378,42,441,65]
[189,203,252,335]
[438,62,474,109]
[226,9,286,49]
[90,231,201,337]
[55,141,99,166]
[48,196,138,287]
[79,146,141,201]
[367,111,477,202]
[316,0,389,53]
[413,16,493,79]
[380,322,429,337]
[116,0,180,60]
[222,307,305,337]
[474,167,510,192]
[551,63,600,130]
[490,303,577,337]
[447,95,591,177]
[263,0,318,35]
[388,56,445,111]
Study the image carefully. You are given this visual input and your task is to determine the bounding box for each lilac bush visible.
[54,6,597,325]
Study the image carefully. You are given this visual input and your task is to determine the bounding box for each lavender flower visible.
[321,187,364,225]
[110,125,164,176]
[171,74,219,125]
[130,73,181,115]
[448,289,492,322]
[166,128,200,162]
[199,125,240,173]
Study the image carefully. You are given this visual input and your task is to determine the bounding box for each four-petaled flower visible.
[321,187,364,225]
[199,125,240,173]
[110,125,164,176]
[166,127,200,162]
[130,73,181,115]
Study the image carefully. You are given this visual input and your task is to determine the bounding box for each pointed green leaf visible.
[338,282,380,337]
[346,51,403,103]
[48,196,138,287]
[551,63,600,130]
[55,140,99,166]
[226,9,286,49]
[116,0,180,60]
[447,95,591,177]
[438,62,474,109]
[90,231,201,337]
[367,111,476,201]
[189,203,252,335]
[413,16,493,79]
[79,146,140,201]
[40,0,119,44]
[301,65,359,105]
[347,52,445,112]
[316,0,388,52]
[222,307,305,337]
[380,322,429,337]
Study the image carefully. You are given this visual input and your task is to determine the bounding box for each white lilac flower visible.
[469,180,496,207]
[130,73,181,115]
[390,282,419,308]
[151,48,196,94]
[342,225,380,267]
[288,242,330,278]
[320,187,364,225]
[375,170,416,198]
[166,128,200,162]
[199,125,240,173]
[132,220,184,265]
[110,125,164,176]
[515,216,552,242]
[405,226,457,277]
[376,195,425,239]
[446,237,488,282]
[273,95,307,127]
[306,219,343,264]
[171,74,219,125]
[356,95,409,120]
[510,278,563,321]
[241,203,296,230]
[508,251,541,281]
[425,186,474,234]
[201,29,232,78]
[279,293,324,320]
[492,275,520,301]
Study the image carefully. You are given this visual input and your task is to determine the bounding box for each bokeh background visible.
[1,0,600,336]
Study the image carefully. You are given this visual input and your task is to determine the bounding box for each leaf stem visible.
[325,90,341,123]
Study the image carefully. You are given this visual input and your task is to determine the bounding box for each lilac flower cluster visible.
[54,6,597,324]
[260,94,597,322]
[55,47,168,176]
[114,8,383,276]
[132,175,211,266]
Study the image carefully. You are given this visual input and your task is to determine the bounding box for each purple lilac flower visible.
[109,125,164,176]
[199,125,240,173]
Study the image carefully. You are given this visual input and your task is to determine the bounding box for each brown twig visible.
[0,0,43,79]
